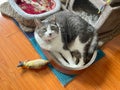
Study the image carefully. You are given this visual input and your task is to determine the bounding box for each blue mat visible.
[13,19,105,86]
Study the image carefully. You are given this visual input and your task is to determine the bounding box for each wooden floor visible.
[0,13,120,90]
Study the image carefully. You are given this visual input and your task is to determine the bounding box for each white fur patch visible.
[44,25,52,37]
[69,36,90,66]
[69,36,89,55]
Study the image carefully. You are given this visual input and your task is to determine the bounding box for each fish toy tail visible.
[17,61,24,67]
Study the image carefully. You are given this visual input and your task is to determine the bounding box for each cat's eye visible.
[42,28,47,32]
[51,26,57,30]
[43,29,46,32]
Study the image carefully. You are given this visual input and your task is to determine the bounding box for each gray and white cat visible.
[34,11,98,67]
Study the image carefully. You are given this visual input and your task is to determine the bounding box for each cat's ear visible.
[51,15,56,22]
[50,16,56,24]
[34,19,43,27]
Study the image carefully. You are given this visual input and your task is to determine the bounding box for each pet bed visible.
[8,0,61,19]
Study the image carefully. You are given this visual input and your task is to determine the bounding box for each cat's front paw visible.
[78,62,85,67]
[77,58,85,67]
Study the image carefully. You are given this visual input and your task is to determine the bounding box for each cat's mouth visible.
[43,36,57,43]
[44,38,53,42]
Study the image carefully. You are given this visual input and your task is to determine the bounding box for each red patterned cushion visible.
[16,0,56,14]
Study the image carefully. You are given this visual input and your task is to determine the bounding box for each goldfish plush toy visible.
[17,59,49,69]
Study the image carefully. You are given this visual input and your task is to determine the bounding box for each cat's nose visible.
[49,33,52,36]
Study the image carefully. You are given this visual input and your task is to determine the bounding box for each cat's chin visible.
[43,36,57,43]
[44,39,52,43]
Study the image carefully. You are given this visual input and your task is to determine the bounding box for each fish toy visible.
[17,59,49,69]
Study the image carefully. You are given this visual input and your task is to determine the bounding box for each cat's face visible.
[35,18,60,42]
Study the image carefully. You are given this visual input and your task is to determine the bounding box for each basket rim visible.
[8,0,61,19]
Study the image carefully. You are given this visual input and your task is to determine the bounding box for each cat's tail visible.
[83,33,98,64]
[88,34,98,54]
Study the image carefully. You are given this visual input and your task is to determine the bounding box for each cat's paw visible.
[72,57,79,65]
[77,58,85,67]
[73,56,76,62]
